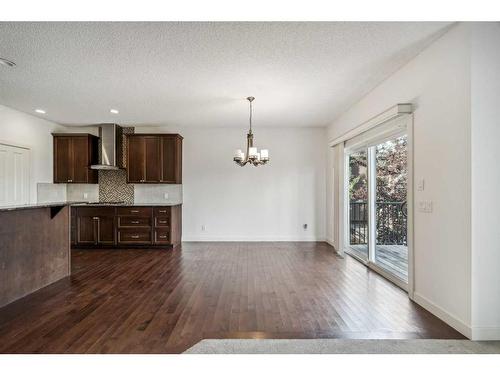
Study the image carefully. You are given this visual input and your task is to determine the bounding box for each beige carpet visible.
[184,339,500,354]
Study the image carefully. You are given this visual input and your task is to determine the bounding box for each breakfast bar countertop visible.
[71,202,183,207]
[0,201,183,212]
[0,201,84,212]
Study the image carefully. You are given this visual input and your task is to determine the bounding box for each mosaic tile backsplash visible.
[97,126,135,203]
[98,169,134,203]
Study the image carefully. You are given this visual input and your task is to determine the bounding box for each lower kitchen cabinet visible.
[71,205,181,248]
[77,215,98,244]
[75,207,116,246]
[97,215,116,245]
[116,207,152,245]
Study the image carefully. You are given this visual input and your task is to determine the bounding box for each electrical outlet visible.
[418,201,433,213]
[163,193,169,199]
[83,193,88,199]
[417,179,425,191]
[303,223,308,230]
[201,225,206,231]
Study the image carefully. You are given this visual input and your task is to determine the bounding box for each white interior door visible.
[0,143,30,206]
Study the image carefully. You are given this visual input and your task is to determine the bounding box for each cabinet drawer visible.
[118,216,151,227]
[154,217,170,227]
[153,207,171,217]
[117,229,152,244]
[154,229,170,244]
[116,207,152,216]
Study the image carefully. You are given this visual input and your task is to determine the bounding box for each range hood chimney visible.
[90,124,124,170]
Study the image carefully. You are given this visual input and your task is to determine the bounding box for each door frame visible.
[341,114,414,296]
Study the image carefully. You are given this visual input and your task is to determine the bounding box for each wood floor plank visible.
[0,242,465,353]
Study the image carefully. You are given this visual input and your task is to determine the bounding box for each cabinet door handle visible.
[131,220,139,224]
[93,217,99,220]
[159,210,167,213]
[131,235,139,239]
[159,235,167,239]
[130,210,139,213]
[68,179,73,182]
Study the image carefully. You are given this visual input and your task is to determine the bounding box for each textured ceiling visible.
[0,22,452,127]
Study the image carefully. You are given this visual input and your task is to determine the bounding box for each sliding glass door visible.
[345,129,408,286]
[347,149,369,261]
[374,135,408,282]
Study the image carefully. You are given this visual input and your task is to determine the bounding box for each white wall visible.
[136,126,326,241]
[326,24,473,336]
[0,105,65,203]
[470,23,500,340]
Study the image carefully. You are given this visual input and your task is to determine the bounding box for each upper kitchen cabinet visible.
[53,134,99,183]
[126,134,182,184]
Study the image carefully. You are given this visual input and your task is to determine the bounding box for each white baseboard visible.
[182,236,326,242]
[413,292,472,339]
[471,326,500,340]
[325,238,335,247]
[324,238,342,255]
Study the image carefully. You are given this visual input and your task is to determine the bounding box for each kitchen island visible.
[0,203,71,308]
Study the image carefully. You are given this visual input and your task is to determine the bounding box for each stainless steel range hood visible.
[90,124,124,170]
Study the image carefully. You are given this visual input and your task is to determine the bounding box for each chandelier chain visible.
[249,98,253,134]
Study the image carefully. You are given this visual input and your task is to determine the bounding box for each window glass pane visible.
[374,135,408,282]
[347,149,368,261]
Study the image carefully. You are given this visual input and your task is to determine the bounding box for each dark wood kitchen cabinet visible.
[116,206,153,245]
[72,205,181,248]
[75,207,115,246]
[53,134,98,183]
[144,136,161,182]
[126,134,182,184]
[160,136,182,183]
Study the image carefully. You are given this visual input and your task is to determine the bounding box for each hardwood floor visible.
[0,242,464,353]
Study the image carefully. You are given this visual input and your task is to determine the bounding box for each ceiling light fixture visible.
[35,109,46,114]
[110,109,119,114]
[233,97,269,167]
[0,57,16,67]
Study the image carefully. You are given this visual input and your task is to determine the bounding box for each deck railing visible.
[349,201,407,246]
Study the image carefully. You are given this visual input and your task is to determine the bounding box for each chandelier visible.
[233,96,269,166]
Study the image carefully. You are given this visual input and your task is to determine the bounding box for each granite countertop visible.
[0,201,83,212]
[68,202,182,207]
[0,201,182,212]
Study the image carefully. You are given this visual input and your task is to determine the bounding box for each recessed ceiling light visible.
[0,57,16,67]
[110,109,119,114]
[35,109,46,114]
